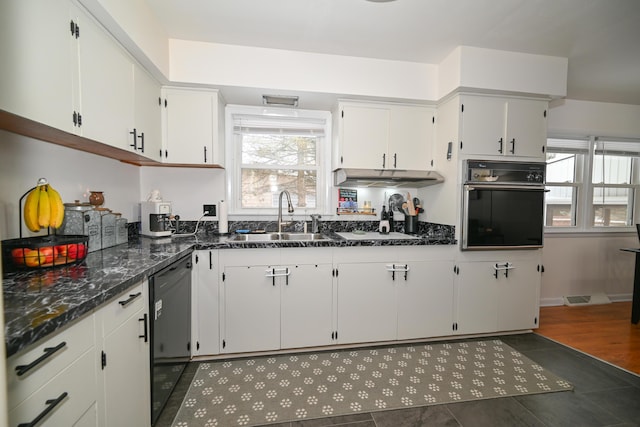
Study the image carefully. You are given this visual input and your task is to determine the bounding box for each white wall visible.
[541,233,636,305]
[139,167,226,222]
[0,130,140,240]
[169,39,438,102]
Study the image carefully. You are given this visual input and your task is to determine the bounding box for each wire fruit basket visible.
[2,235,89,273]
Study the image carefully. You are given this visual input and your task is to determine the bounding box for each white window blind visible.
[594,139,640,157]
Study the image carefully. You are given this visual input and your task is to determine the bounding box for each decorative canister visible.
[59,202,102,253]
[114,213,128,245]
[100,210,117,249]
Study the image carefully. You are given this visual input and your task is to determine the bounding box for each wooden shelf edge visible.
[0,109,224,170]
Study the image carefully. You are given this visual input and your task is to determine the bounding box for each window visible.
[592,139,640,227]
[226,106,331,214]
[545,138,588,227]
[545,136,640,231]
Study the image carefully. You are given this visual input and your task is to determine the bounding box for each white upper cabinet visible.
[0,0,75,132]
[335,102,435,171]
[389,105,435,170]
[133,65,162,161]
[74,4,134,151]
[337,103,390,169]
[161,87,225,166]
[459,95,547,159]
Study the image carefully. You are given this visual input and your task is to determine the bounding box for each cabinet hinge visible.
[69,20,79,39]
[101,351,107,370]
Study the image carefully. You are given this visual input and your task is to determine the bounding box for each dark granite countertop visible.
[3,230,456,357]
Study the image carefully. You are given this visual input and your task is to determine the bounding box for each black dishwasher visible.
[149,254,192,425]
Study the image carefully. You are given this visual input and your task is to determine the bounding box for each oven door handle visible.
[464,185,548,191]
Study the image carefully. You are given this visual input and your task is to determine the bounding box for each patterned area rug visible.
[171,339,572,427]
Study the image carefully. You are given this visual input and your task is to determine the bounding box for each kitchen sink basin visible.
[229,232,329,242]
[280,233,328,241]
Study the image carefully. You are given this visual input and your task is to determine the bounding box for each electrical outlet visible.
[203,204,216,216]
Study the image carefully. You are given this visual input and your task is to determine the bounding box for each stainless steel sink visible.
[229,232,329,242]
[280,233,328,241]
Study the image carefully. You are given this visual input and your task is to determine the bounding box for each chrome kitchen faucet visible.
[278,190,294,233]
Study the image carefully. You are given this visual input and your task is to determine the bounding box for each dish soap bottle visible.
[379,205,390,234]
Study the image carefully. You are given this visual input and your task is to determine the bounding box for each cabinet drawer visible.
[7,316,94,410]
[99,281,146,336]
[9,349,97,427]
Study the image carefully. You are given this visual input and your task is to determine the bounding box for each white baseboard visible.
[540,297,565,307]
[540,294,632,307]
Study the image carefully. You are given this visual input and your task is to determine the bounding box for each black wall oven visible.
[462,160,546,250]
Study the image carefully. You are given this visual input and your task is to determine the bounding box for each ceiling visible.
[147,0,640,105]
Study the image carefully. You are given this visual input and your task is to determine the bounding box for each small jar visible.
[89,191,104,207]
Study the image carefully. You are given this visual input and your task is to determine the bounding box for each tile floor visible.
[155,334,640,427]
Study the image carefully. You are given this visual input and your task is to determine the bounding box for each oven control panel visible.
[466,160,546,185]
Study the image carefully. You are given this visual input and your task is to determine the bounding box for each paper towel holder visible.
[218,200,229,235]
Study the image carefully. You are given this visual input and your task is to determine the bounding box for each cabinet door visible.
[460,96,506,156]
[338,104,390,169]
[0,0,75,132]
[101,305,150,427]
[281,263,334,348]
[505,99,547,158]
[76,6,134,150]
[133,65,162,161]
[397,260,454,339]
[497,260,541,330]
[222,265,280,353]
[454,262,499,335]
[163,88,216,165]
[389,106,434,170]
[193,250,219,356]
[336,262,396,344]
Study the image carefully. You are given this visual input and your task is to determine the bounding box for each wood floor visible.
[535,301,640,375]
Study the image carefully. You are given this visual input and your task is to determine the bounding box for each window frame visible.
[545,135,640,233]
[225,104,332,216]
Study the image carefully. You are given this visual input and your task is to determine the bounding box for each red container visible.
[2,235,89,273]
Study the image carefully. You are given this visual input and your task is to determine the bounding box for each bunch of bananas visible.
[23,180,65,232]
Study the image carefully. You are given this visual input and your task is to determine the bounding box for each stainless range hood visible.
[334,168,445,188]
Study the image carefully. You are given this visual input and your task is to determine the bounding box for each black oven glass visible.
[466,188,544,248]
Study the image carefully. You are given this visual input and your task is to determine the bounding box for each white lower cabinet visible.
[335,247,456,344]
[397,258,455,340]
[219,248,334,354]
[95,281,150,427]
[7,316,97,427]
[454,256,541,335]
[280,252,334,349]
[335,261,397,344]
[192,250,220,356]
